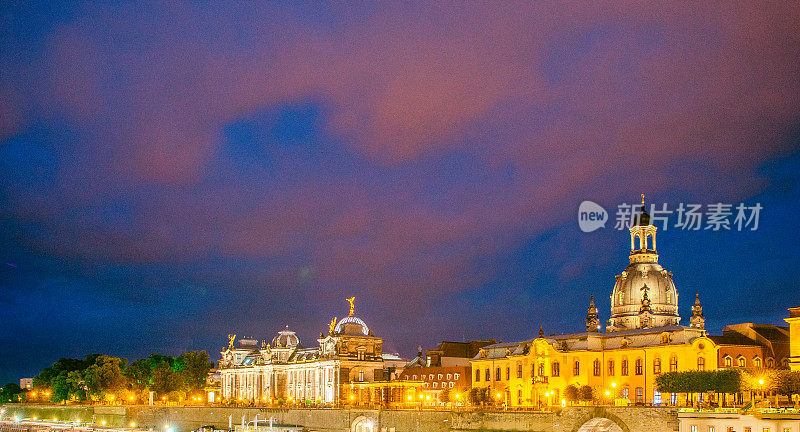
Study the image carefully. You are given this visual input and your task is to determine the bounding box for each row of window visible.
[691,426,792,432]
[408,373,460,381]
[721,355,777,368]
[421,381,456,389]
[475,355,715,381]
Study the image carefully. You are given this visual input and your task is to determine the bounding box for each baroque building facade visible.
[471,198,790,407]
[218,298,394,405]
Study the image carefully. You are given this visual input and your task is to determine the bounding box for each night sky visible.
[2,2,800,385]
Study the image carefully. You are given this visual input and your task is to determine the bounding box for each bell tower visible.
[629,194,658,264]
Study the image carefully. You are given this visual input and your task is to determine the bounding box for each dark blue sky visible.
[1,2,799,384]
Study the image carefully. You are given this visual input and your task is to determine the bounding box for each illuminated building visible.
[786,306,800,371]
[218,297,404,405]
[471,197,790,407]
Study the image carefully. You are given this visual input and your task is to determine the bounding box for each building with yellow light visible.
[471,199,790,407]
[218,298,406,405]
[786,306,800,371]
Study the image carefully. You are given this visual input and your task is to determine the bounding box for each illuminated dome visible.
[332,297,371,336]
[609,261,679,329]
[271,326,301,348]
[335,316,370,336]
[607,196,681,331]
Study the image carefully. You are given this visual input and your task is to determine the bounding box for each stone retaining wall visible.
[1,405,678,432]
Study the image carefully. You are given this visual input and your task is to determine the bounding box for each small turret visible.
[586,294,600,332]
[690,292,705,330]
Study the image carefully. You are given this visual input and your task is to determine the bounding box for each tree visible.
[579,385,594,402]
[84,355,127,396]
[776,371,800,398]
[564,384,579,403]
[178,351,214,392]
[0,383,23,403]
[150,362,184,395]
[438,388,451,404]
[125,359,152,390]
[469,387,481,405]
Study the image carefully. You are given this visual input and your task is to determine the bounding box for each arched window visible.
[666,290,671,304]
[635,358,643,375]
[738,356,745,368]
[724,356,732,368]
[474,370,480,382]
[593,359,601,376]
[517,363,523,378]
[754,357,762,368]
[607,359,615,376]
[766,358,774,368]
[551,362,560,377]
[573,360,580,376]
[697,357,705,371]
[621,359,629,376]
[495,367,501,381]
[653,357,662,374]
[538,363,545,376]
[485,368,490,381]
[635,387,644,403]
[670,356,678,372]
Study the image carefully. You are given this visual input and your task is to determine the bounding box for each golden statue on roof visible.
[346,296,355,317]
[227,333,236,349]
[329,317,338,334]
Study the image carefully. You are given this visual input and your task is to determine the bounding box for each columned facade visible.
[218,299,388,405]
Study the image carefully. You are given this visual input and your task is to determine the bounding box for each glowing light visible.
[130,422,136,427]
[350,395,355,400]
[407,395,412,401]
[561,399,566,407]
[426,395,430,400]
[101,420,106,426]
[605,391,610,396]
[455,393,460,399]
[611,382,617,388]
[496,393,501,398]
[758,379,765,385]
[129,396,135,400]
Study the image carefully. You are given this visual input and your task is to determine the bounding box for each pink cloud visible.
[3,2,800,311]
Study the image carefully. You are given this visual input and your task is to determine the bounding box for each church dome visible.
[610,261,679,328]
[271,326,301,348]
[607,195,681,331]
